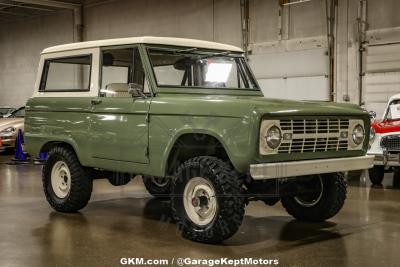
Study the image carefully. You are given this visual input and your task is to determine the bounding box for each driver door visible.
[89,46,150,164]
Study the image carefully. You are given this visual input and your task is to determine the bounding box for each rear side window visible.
[40,55,92,92]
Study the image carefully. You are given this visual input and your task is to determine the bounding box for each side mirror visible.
[128,83,147,99]
[369,110,377,120]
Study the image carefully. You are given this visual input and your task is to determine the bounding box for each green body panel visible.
[89,97,150,164]
[25,93,370,176]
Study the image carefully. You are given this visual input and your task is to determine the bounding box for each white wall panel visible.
[249,48,328,79]
[258,76,329,101]
[366,43,400,73]
[249,47,329,101]
[364,42,400,117]
[364,72,400,118]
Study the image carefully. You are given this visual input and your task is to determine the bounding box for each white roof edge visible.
[42,36,243,54]
[389,93,400,102]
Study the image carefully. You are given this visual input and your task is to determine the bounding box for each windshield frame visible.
[7,107,25,118]
[145,45,261,95]
[384,99,400,121]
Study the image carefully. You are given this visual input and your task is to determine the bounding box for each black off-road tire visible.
[171,156,245,243]
[143,176,171,197]
[281,173,347,222]
[42,146,92,212]
[368,166,385,185]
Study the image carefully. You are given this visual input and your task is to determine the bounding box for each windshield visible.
[147,48,258,90]
[8,107,25,118]
[385,100,400,120]
[0,108,13,115]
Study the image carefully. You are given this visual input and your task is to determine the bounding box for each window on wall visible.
[40,55,92,92]
[100,47,149,98]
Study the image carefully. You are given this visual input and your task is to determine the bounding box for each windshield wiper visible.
[174,48,198,54]
[199,51,231,59]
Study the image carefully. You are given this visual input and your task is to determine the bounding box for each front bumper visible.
[250,155,374,180]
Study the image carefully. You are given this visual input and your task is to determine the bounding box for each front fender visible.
[148,114,257,176]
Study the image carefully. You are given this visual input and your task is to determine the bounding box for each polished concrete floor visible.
[1,152,399,267]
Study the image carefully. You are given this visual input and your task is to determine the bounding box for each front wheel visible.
[368,166,385,185]
[281,173,347,222]
[171,156,245,243]
[42,146,92,212]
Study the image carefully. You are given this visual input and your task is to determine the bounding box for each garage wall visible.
[84,0,241,46]
[0,11,74,107]
[361,0,400,117]
[248,0,329,101]
[363,43,400,118]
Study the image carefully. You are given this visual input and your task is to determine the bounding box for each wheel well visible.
[166,133,229,175]
[40,141,76,154]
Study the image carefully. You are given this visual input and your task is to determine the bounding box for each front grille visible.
[381,135,400,152]
[278,119,349,153]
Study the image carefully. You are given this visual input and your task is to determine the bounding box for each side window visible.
[100,47,149,97]
[40,55,91,92]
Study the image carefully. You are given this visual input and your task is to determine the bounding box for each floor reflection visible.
[1,154,400,266]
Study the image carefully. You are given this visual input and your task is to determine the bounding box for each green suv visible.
[25,36,373,243]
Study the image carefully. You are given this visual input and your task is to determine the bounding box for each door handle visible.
[91,99,102,105]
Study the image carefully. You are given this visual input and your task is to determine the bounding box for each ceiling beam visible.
[0,2,54,11]
[13,0,80,10]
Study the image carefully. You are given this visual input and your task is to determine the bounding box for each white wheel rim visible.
[294,175,324,207]
[183,177,217,226]
[151,176,169,187]
[51,161,71,199]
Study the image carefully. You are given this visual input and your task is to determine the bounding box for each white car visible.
[368,94,400,185]
[0,107,25,151]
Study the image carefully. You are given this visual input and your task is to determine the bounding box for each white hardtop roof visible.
[42,36,243,54]
[389,94,400,102]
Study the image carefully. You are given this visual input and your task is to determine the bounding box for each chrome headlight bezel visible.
[266,125,282,149]
[348,120,365,149]
[259,120,282,155]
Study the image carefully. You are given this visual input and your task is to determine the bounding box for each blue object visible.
[38,152,48,161]
[14,129,28,161]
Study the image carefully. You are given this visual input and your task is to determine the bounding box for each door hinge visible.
[146,114,150,123]
[145,146,149,157]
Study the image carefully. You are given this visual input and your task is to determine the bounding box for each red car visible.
[368,94,400,185]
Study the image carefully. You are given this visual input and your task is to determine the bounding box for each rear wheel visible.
[143,176,171,197]
[42,146,92,212]
[368,166,385,185]
[281,173,346,222]
[171,156,245,243]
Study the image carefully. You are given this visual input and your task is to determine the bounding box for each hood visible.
[151,94,368,118]
[372,119,400,134]
[247,97,366,116]
[0,118,24,131]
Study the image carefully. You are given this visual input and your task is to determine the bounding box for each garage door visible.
[364,43,400,118]
[248,48,330,101]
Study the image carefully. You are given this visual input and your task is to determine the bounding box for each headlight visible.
[0,127,16,135]
[352,124,365,145]
[266,126,282,149]
[369,127,376,142]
